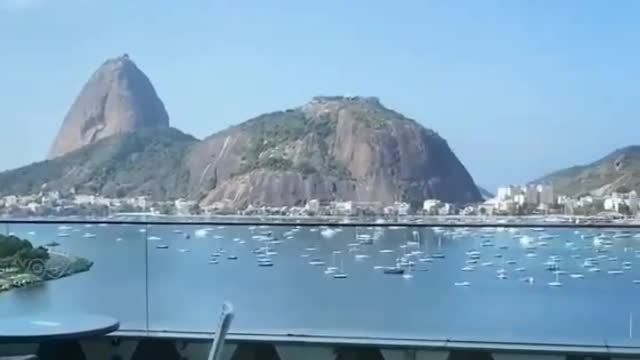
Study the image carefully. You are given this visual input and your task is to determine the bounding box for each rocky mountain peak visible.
[301,95,382,117]
[188,96,481,207]
[48,54,170,159]
[310,95,381,105]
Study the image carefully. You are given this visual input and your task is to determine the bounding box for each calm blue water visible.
[0,223,639,346]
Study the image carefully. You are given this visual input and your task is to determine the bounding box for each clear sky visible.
[1,0,639,191]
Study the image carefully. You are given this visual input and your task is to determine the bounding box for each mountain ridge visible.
[1,56,484,208]
[534,145,640,196]
[187,95,482,206]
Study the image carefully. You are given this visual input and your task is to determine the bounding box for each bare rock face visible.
[188,96,481,207]
[3,92,480,207]
[48,55,169,159]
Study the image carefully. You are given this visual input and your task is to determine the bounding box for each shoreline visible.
[0,253,93,294]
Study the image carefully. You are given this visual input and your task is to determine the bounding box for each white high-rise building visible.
[496,186,519,201]
[537,185,555,205]
[306,199,320,213]
[522,185,539,205]
[513,194,526,206]
[423,199,441,212]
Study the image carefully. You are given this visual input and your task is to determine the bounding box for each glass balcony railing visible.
[1,219,639,349]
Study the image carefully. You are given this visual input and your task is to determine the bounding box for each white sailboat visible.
[548,272,563,287]
[431,236,445,259]
[402,264,414,279]
[333,258,348,279]
[521,276,534,284]
[325,251,340,274]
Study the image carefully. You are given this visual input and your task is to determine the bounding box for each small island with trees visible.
[0,234,92,293]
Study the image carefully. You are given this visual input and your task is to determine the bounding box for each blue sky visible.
[1,0,639,191]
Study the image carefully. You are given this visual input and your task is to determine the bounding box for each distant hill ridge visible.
[535,146,640,196]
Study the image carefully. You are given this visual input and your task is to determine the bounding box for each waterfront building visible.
[537,185,555,205]
[74,194,96,205]
[395,202,411,216]
[332,201,354,215]
[423,199,441,213]
[175,199,197,216]
[496,186,519,201]
[305,199,320,213]
[2,195,17,207]
[522,185,539,204]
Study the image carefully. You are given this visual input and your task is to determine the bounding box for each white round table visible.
[0,314,119,343]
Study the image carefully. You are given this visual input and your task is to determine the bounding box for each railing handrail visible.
[0,218,639,228]
[111,329,640,355]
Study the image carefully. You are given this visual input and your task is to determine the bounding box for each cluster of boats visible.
[299,227,450,280]
[46,223,640,289]
[452,227,640,288]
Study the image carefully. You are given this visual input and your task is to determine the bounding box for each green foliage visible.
[401,183,424,210]
[237,156,294,175]
[296,161,319,175]
[261,157,294,171]
[537,147,640,197]
[326,158,352,179]
[0,235,33,258]
[114,203,139,213]
[235,110,347,178]
[351,108,389,129]
[16,246,49,261]
[0,234,49,262]
[0,128,197,200]
[309,115,336,138]
[616,185,631,194]
[242,111,310,157]
[156,203,175,215]
[189,203,203,215]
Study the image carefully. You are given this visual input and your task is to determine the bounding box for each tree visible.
[115,203,137,213]
[0,235,49,263]
[616,185,631,194]
[157,203,174,215]
[618,203,632,216]
[189,203,203,215]
[115,187,127,198]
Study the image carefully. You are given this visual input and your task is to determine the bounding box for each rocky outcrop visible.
[48,54,169,159]
[6,80,481,208]
[189,96,481,206]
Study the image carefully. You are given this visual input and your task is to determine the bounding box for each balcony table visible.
[0,314,119,344]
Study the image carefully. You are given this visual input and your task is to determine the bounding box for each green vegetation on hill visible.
[233,110,353,179]
[0,128,197,199]
[240,110,311,147]
[0,235,49,268]
[0,93,481,207]
[0,235,93,292]
[535,146,640,196]
[351,107,389,129]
